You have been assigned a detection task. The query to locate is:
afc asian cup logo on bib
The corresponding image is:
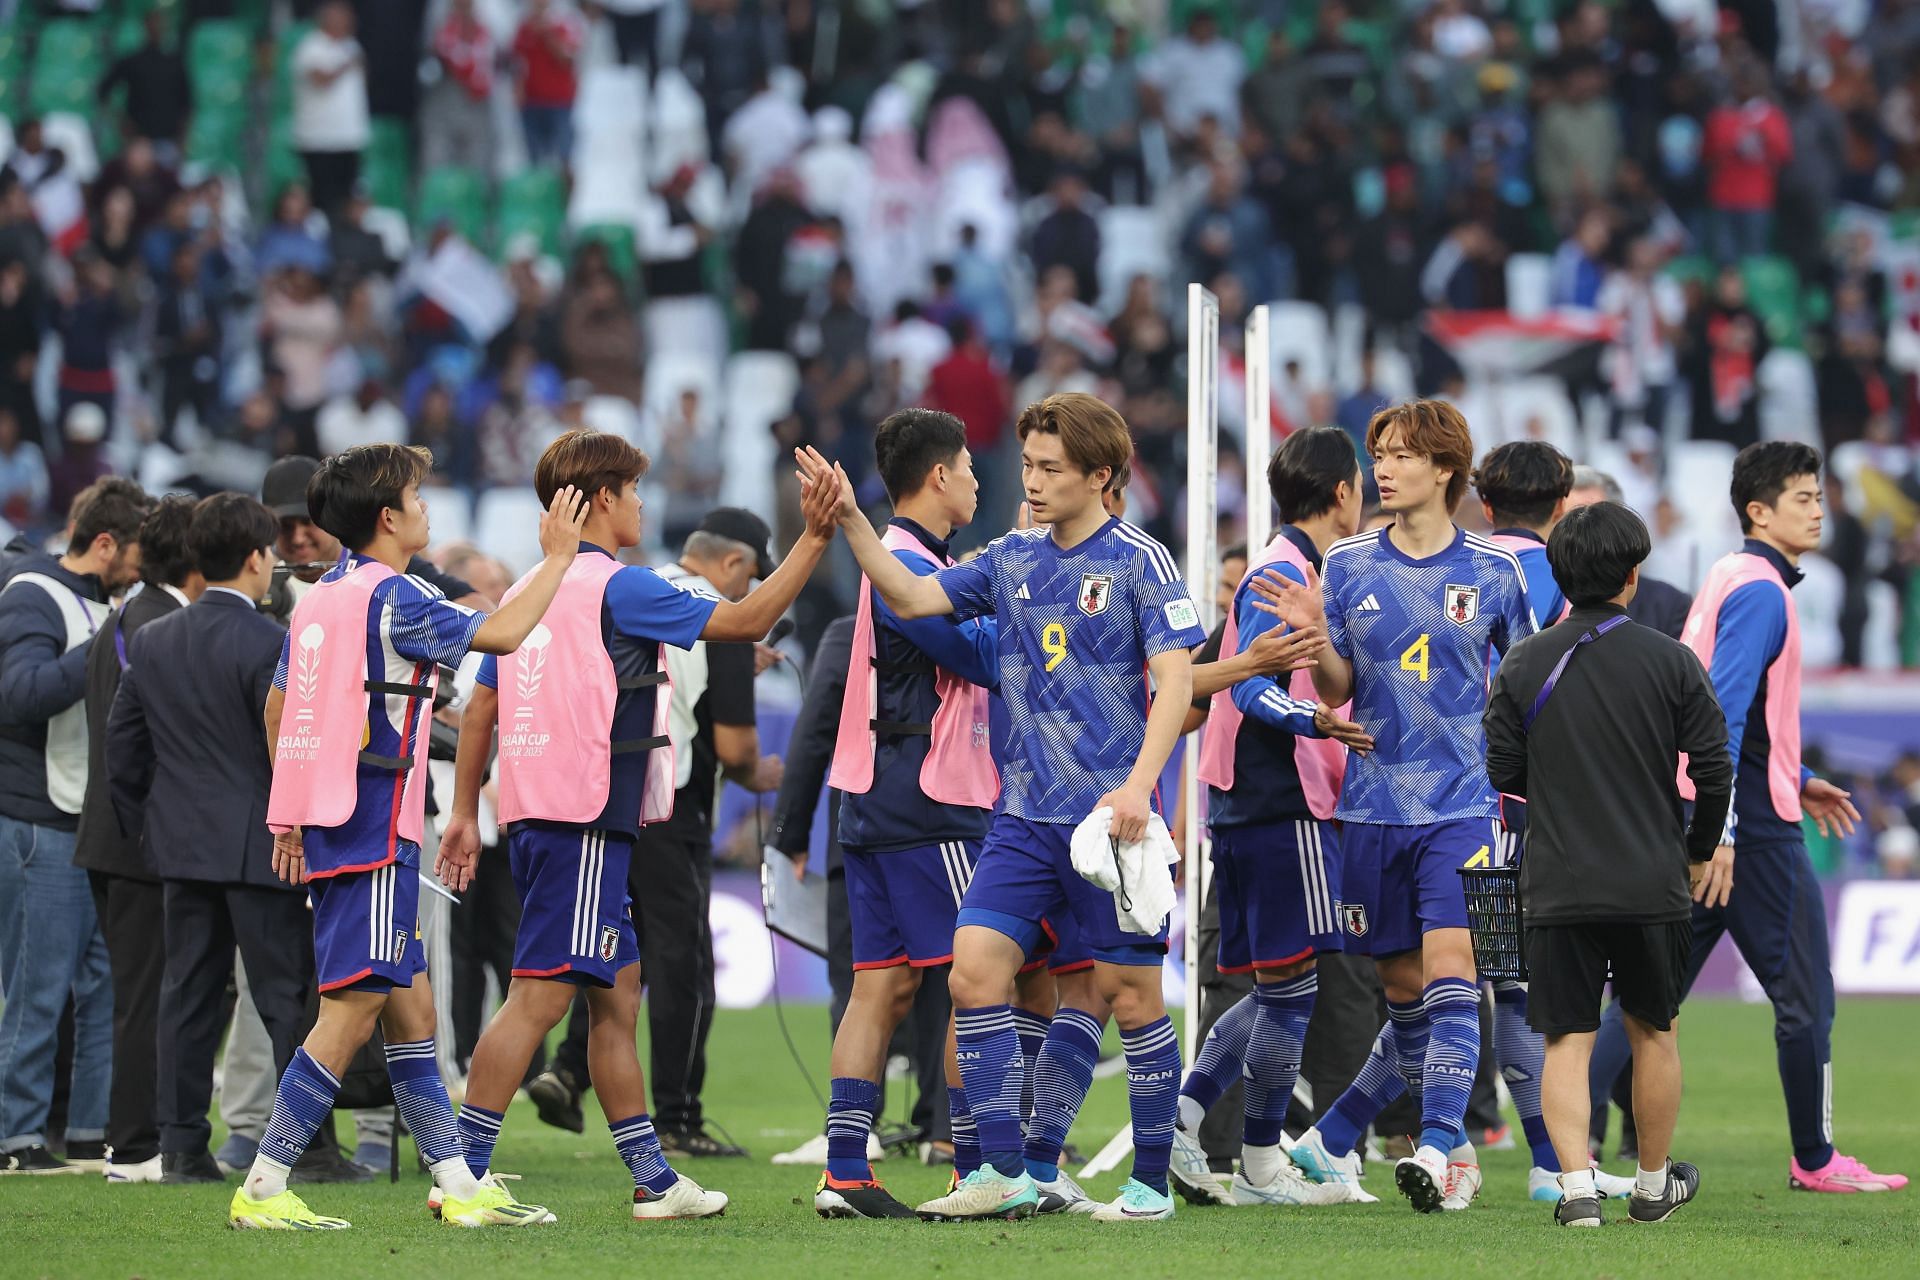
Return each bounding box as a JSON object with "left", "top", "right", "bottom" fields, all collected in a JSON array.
[
  {"left": 600, "top": 925, "right": 620, "bottom": 963},
  {"left": 1078, "top": 573, "right": 1114, "bottom": 616},
  {"left": 1443, "top": 584, "right": 1480, "bottom": 627}
]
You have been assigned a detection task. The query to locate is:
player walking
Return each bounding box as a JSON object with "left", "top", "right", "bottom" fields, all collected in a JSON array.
[
  {"left": 798, "top": 392, "right": 1204, "bottom": 1223},
  {"left": 1166, "top": 427, "right": 1374, "bottom": 1208},
  {"left": 232, "top": 444, "right": 584, "bottom": 1230},
  {"left": 438, "top": 431, "right": 838, "bottom": 1223},
  {"left": 1259, "top": 402, "right": 1533, "bottom": 1213}
]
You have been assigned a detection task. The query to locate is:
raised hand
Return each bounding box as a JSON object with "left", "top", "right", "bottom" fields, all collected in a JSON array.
[
  {"left": 537, "top": 484, "right": 589, "bottom": 561},
  {"left": 1312, "top": 703, "right": 1375, "bottom": 754},
  {"left": 1244, "top": 625, "right": 1325, "bottom": 676},
  {"left": 436, "top": 814, "right": 483, "bottom": 893},
  {"left": 1246, "top": 569, "right": 1326, "bottom": 636},
  {"left": 794, "top": 445, "right": 858, "bottom": 525}
]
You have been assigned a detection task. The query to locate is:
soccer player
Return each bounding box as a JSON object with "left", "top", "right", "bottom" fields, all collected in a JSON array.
[
  {"left": 811, "top": 409, "right": 1000, "bottom": 1219},
  {"left": 438, "top": 430, "right": 839, "bottom": 1221},
  {"left": 233, "top": 444, "right": 585, "bottom": 1230},
  {"left": 1168, "top": 427, "right": 1373, "bottom": 1208},
  {"left": 797, "top": 391, "right": 1205, "bottom": 1223},
  {"left": 1660, "top": 443, "right": 1902, "bottom": 1193},
  {"left": 1257, "top": 401, "right": 1533, "bottom": 1213}
]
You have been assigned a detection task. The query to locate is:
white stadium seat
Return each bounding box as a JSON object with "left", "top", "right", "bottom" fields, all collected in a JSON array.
[
  {"left": 472, "top": 486, "right": 547, "bottom": 577},
  {"left": 1266, "top": 301, "right": 1331, "bottom": 392},
  {"left": 1505, "top": 253, "right": 1552, "bottom": 319}
]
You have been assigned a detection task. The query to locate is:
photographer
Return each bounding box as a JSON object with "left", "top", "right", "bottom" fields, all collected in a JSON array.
[{"left": 1483, "top": 501, "right": 1731, "bottom": 1227}]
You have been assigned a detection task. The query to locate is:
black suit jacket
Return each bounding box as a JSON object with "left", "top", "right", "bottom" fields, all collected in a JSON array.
[
  {"left": 73, "top": 584, "right": 185, "bottom": 880},
  {"left": 1628, "top": 574, "right": 1693, "bottom": 641},
  {"left": 768, "top": 615, "right": 853, "bottom": 874},
  {"left": 106, "top": 589, "right": 290, "bottom": 889}
]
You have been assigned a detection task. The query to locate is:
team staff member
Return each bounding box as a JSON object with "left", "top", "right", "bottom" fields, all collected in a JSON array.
[
  {"left": 105, "top": 495, "right": 313, "bottom": 1186},
  {"left": 74, "top": 496, "right": 200, "bottom": 1183},
  {"left": 1484, "top": 500, "right": 1732, "bottom": 1227}
]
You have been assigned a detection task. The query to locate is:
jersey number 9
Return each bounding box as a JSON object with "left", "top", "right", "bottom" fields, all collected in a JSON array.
[
  {"left": 1042, "top": 621, "right": 1069, "bottom": 672},
  {"left": 1400, "top": 633, "right": 1430, "bottom": 682}
]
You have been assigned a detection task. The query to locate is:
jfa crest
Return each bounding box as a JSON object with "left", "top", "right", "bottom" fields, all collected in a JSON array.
[
  {"left": 1078, "top": 574, "right": 1114, "bottom": 616},
  {"left": 1443, "top": 583, "right": 1480, "bottom": 627},
  {"left": 1340, "top": 902, "right": 1368, "bottom": 937},
  {"left": 600, "top": 925, "right": 620, "bottom": 964}
]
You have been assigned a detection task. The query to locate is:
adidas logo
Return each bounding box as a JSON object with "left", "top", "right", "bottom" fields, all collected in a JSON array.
[
  {"left": 1355, "top": 594, "right": 1382, "bottom": 612},
  {"left": 1015, "top": 583, "right": 1031, "bottom": 601}
]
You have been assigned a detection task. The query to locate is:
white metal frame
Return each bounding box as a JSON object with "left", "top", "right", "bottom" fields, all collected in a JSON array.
[{"left": 1181, "top": 283, "right": 1220, "bottom": 1064}]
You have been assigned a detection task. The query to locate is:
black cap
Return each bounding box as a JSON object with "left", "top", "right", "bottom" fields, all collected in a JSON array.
[
  {"left": 262, "top": 455, "right": 322, "bottom": 519},
  {"left": 696, "top": 507, "right": 777, "bottom": 580}
]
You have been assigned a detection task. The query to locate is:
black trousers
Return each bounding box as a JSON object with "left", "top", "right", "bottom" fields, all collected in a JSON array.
[
  {"left": 558, "top": 824, "right": 717, "bottom": 1131},
  {"left": 88, "top": 872, "right": 166, "bottom": 1164},
  {"left": 156, "top": 880, "right": 313, "bottom": 1155},
  {"left": 298, "top": 149, "right": 361, "bottom": 219}
]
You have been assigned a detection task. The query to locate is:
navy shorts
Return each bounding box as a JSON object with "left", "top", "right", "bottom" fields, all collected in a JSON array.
[
  {"left": 508, "top": 826, "right": 641, "bottom": 987},
  {"left": 1337, "top": 818, "right": 1498, "bottom": 956},
  {"left": 1027, "top": 914, "right": 1094, "bottom": 975},
  {"left": 956, "top": 814, "right": 1168, "bottom": 966},
  {"left": 843, "top": 840, "right": 978, "bottom": 969},
  {"left": 309, "top": 854, "right": 426, "bottom": 993},
  {"left": 1210, "top": 818, "right": 1344, "bottom": 973}
]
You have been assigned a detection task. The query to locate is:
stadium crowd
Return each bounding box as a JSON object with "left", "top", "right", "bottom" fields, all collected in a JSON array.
[{"left": 0, "top": 0, "right": 1916, "bottom": 1209}]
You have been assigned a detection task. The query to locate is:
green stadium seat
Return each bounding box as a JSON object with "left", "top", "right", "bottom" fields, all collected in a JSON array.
[
  {"left": 415, "top": 166, "right": 491, "bottom": 246},
  {"left": 494, "top": 169, "right": 566, "bottom": 260},
  {"left": 186, "top": 102, "right": 247, "bottom": 172},
  {"left": 1890, "top": 210, "right": 1920, "bottom": 245},
  {"left": 272, "top": 21, "right": 313, "bottom": 117},
  {"left": 1663, "top": 254, "right": 1716, "bottom": 289},
  {"left": 363, "top": 118, "right": 412, "bottom": 209},
  {"left": 189, "top": 20, "right": 253, "bottom": 107},
  {"left": 575, "top": 221, "right": 638, "bottom": 284},
  {"left": 265, "top": 118, "right": 304, "bottom": 201},
  {"left": 29, "top": 19, "right": 106, "bottom": 118},
  {"left": 1742, "top": 255, "right": 1802, "bottom": 349}
]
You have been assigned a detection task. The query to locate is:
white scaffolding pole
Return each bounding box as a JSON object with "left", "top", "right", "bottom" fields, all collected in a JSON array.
[
  {"left": 1244, "top": 304, "right": 1273, "bottom": 555},
  {"left": 1181, "top": 283, "right": 1220, "bottom": 1066}
]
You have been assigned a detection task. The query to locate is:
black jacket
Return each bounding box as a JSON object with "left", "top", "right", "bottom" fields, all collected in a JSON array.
[
  {"left": 105, "top": 590, "right": 290, "bottom": 889},
  {"left": 0, "top": 552, "right": 106, "bottom": 828},
  {"left": 1484, "top": 603, "right": 1734, "bottom": 926},
  {"left": 1628, "top": 574, "right": 1692, "bottom": 640},
  {"left": 73, "top": 584, "right": 186, "bottom": 880},
  {"left": 769, "top": 615, "right": 853, "bottom": 874}
]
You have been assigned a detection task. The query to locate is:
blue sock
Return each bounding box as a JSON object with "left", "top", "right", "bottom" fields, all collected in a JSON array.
[
  {"left": 1387, "top": 997, "right": 1430, "bottom": 1097},
  {"left": 953, "top": 1005, "right": 1025, "bottom": 1176},
  {"left": 1318, "top": 1021, "right": 1409, "bottom": 1157},
  {"left": 1244, "top": 973, "right": 1316, "bottom": 1149},
  {"left": 384, "top": 1039, "right": 464, "bottom": 1167},
  {"left": 1493, "top": 982, "right": 1555, "bottom": 1170},
  {"left": 1011, "top": 1008, "right": 1051, "bottom": 1123},
  {"left": 1179, "top": 992, "right": 1256, "bottom": 1120},
  {"left": 948, "top": 1086, "right": 980, "bottom": 1176},
  {"left": 609, "top": 1113, "right": 678, "bottom": 1193},
  {"left": 826, "top": 1076, "right": 880, "bottom": 1182},
  {"left": 1023, "top": 1007, "right": 1102, "bottom": 1178},
  {"left": 258, "top": 1048, "right": 341, "bottom": 1169},
  {"left": 1420, "top": 979, "right": 1482, "bottom": 1155},
  {"left": 456, "top": 1103, "right": 504, "bottom": 1179},
  {"left": 1121, "top": 1016, "right": 1181, "bottom": 1196}
]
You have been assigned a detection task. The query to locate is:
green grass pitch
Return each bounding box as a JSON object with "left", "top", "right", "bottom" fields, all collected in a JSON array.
[{"left": 10, "top": 998, "right": 1917, "bottom": 1279}]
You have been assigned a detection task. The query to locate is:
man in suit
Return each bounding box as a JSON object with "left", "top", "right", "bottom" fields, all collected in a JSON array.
[
  {"left": 106, "top": 493, "right": 312, "bottom": 1183},
  {"left": 73, "top": 496, "right": 201, "bottom": 1183},
  {"left": 1566, "top": 467, "right": 1692, "bottom": 639}
]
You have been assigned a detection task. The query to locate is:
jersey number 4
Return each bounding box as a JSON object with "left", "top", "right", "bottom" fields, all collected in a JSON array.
[
  {"left": 1042, "top": 621, "right": 1069, "bottom": 672},
  {"left": 1400, "top": 633, "right": 1431, "bottom": 682}
]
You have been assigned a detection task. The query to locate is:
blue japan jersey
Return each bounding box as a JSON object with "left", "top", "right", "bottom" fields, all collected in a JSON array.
[
  {"left": 935, "top": 518, "right": 1205, "bottom": 823},
  {"left": 1486, "top": 529, "right": 1564, "bottom": 685},
  {"left": 1322, "top": 526, "right": 1533, "bottom": 824}
]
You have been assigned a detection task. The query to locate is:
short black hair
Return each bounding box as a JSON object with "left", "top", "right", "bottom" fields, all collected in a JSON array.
[
  {"left": 1473, "top": 441, "right": 1573, "bottom": 528},
  {"left": 1547, "top": 501, "right": 1652, "bottom": 609},
  {"left": 1730, "top": 441, "right": 1821, "bottom": 534},
  {"left": 874, "top": 408, "right": 967, "bottom": 504},
  {"left": 1221, "top": 543, "right": 1249, "bottom": 564},
  {"left": 307, "top": 444, "right": 432, "bottom": 551},
  {"left": 137, "top": 495, "right": 198, "bottom": 588},
  {"left": 1267, "top": 427, "right": 1359, "bottom": 524},
  {"left": 70, "top": 477, "right": 152, "bottom": 550},
  {"left": 189, "top": 492, "right": 279, "bottom": 581}
]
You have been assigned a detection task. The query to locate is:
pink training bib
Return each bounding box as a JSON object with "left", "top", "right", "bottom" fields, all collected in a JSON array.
[
  {"left": 267, "top": 560, "right": 438, "bottom": 864},
  {"left": 1195, "top": 530, "right": 1347, "bottom": 821},
  {"left": 1676, "top": 550, "right": 1803, "bottom": 821},
  {"left": 495, "top": 553, "right": 676, "bottom": 827},
  {"left": 830, "top": 524, "right": 998, "bottom": 810}
]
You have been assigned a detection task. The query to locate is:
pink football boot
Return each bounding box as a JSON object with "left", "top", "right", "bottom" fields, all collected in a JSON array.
[{"left": 1789, "top": 1152, "right": 1909, "bottom": 1193}]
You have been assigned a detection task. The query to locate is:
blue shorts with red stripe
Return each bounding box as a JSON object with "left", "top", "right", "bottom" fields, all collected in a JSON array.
[
  {"left": 309, "top": 853, "right": 426, "bottom": 993},
  {"left": 956, "top": 814, "right": 1167, "bottom": 966},
  {"left": 508, "top": 826, "right": 641, "bottom": 987},
  {"left": 1337, "top": 818, "right": 1497, "bottom": 956},
  {"left": 1023, "top": 915, "right": 1094, "bottom": 975},
  {"left": 844, "top": 840, "right": 979, "bottom": 969},
  {"left": 1210, "top": 818, "right": 1344, "bottom": 973}
]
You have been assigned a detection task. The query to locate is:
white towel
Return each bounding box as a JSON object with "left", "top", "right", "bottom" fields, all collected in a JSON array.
[{"left": 1070, "top": 807, "right": 1180, "bottom": 935}]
